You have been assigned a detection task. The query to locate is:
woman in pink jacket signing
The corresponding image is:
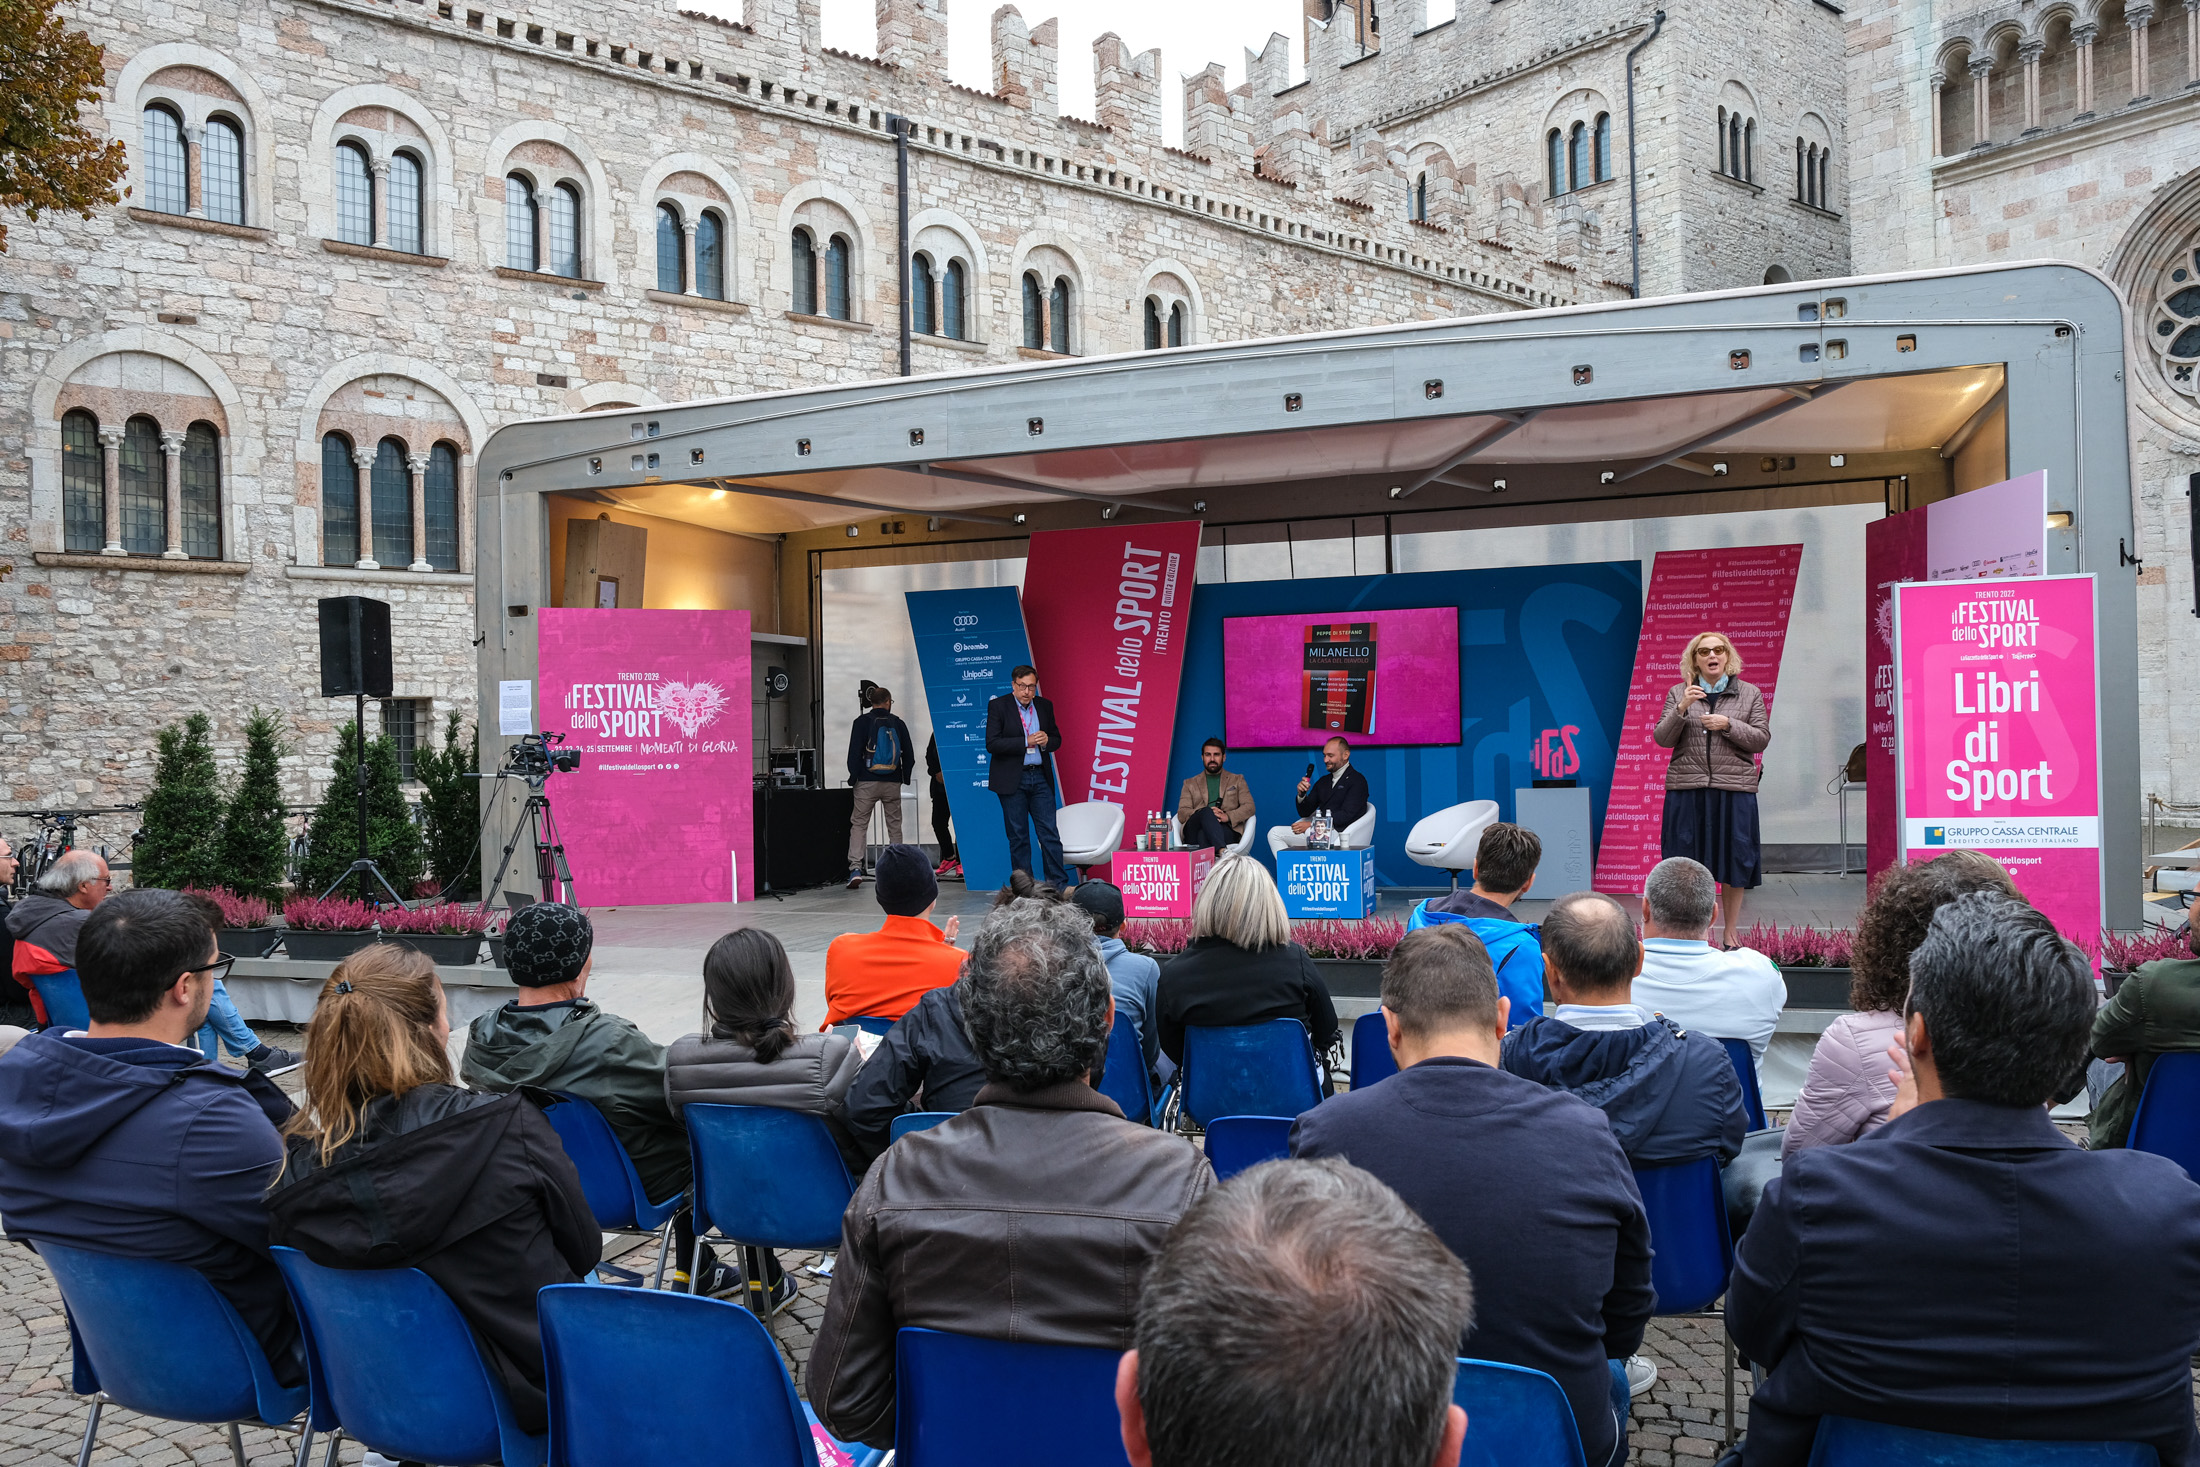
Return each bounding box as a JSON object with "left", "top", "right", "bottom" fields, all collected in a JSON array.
[{"left": 1783, "top": 850, "right": 2018, "bottom": 1156}]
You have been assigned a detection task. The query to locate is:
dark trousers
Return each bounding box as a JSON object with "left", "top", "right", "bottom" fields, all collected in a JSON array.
[
  {"left": 1182, "top": 806, "right": 1238, "bottom": 851},
  {"left": 1000, "top": 766, "right": 1068, "bottom": 885},
  {"left": 929, "top": 776, "right": 956, "bottom": 861}
]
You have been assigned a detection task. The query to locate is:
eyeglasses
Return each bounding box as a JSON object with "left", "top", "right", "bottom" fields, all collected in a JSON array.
[{"left": 193, "top": 956, "right": 237, "bottom": 985}]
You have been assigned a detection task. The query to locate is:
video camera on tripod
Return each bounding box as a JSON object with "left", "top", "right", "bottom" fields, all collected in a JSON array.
[{"left": 504, "top": 730, "right": 582, "bottom": 784}]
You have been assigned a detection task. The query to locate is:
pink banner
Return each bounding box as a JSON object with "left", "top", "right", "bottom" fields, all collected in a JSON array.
[
  {"left": 1110, "top": 847, "right": 1216, "bottom": 918},
  {"left": 1864, "top": 512, "right": 1928, "bottom": 878},
  {"left": 536, "top": 609, "right": 753, "bottom": 905},
  {"left": 1022, "top": 520, "right": 1203, "bottom": 818},
  {"left": 1895, "top": 575, "right": 2100, "bottom": 954},
  {"left": 1221, "top": 607, "right": 1462, "bottom": 747},
  {"left": 1593, "top": 545, "right": 1803, "bottom": 893}
]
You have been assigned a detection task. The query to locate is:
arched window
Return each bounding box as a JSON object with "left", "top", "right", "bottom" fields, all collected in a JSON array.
[
  {"left": 180, "top": 422, "right": 220, "bottom": 559},
  {"left": 824, "top": 234, "right": 851, "bottom": 320},
  {"left": 1763, "top": 264, "right": 1793, "bottom": 284},
  {"left": 1022, "top": 272, "right": 1044, "bottom": 349},
  {"left": 321, "top": 432, "right": 359, "bottom": 566},
  {"left": 143, "top": 106, "right": 188, "bottom": 215},
  {"left": 370, "top": 437, "right": 412, "bottom": 567},
  {"left": 202, "top": 117, "right": 244, "bottom": 226},
  {"left": 1568, "top": 122, "right": 1588, "bottom": 191},
  {"left": 425, "top": 441, "right": 460, "bottom": 572},
  {"left": 1730, "top": 113, "right": 1744, "bottom": 177},
  {"left": 1049, "top": 277, "right": 1071, "bottom": 354},
  {"left": 546, "top": 183, "right": 581, "bottom": 278},
  {"left": 792, "top": 228, "right": 818, "bottom": 315},
  {"left": 656, "top": 202, "right": 685, "bottom": 293},
  {"left": 336, "top": 142, "right": 374, "bottom": 246},
  {"left": 1796, "top": 137, "right": 1807, "bottom": 199},
  {"left": 1593, "top": 114, "right": 1612, "bottom": 182},
  {"left": 1817, "top": 148, "right": 1830, "bottom": 208},
  {"left": 1717, "top": 107, "right": 1729, "bottom": 175},
  {"left": 1167, "top": 302, "right": 1185, "bottom": 348},
  {"left": 1548, "top": 128, "right": 1566, "bottom": 196},
  {"left": 1144, "top": 296, "right": 1162, "bottom": 350},
  {"left": 1743, "top": 120, "right": 1755, "bottom": 181},
  {"left": 118, "top": 415, "right": 163, "bottom": 556},
  {"left": 942, "top": 259, "right": 966, "bottom": 341},
  {"left": 61, "top": 409, "right": 102, "bottom": 553},
  {"left": 911, "top": 253, "right": 936, "bottom": 336},
  {"left": 505, "top": 175, "right": 538, "bottom": 272},
  {"left": 1410, "top": 171, "right": 1428, "bottom": 221},
  {"left": 696, "top": 211, "right": 725, "bottom": 300},
  {"left": 387, "top": 151, "right": 423, "bottom": 253}
]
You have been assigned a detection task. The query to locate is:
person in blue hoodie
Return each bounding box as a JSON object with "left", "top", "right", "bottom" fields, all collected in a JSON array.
[
  {"left": 0, "top": 888, "right": 301, "bottom": 1382},
  {"left": 1501, "top": 890, "right": 1745, "bottom": 1169},
  {"left": 1406, "top": 821, "right": 1545, "bottom": 1024}
]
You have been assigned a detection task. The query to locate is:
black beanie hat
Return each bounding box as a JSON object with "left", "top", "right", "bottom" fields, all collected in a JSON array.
[
  {"left": 502, "top": 902, "right": 594, "bottom": 987},
  {"left": 873, "top": 843, "right": 938, "bottom": 918}
]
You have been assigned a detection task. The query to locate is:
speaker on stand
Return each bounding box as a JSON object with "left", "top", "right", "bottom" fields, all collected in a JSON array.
[{"left": 316, "top": 596, "right": 409, "bottom": 906}]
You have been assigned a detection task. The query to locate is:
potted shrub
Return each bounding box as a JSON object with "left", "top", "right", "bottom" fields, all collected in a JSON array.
[
  {"left": 1292, "top": 918, "right": 1405, "bottom": 999},
  {"left": 1738, "top": 923, "right": 1855, "bottom": 1010},
  {"left": 2098, "top": 928, "right": 2191, "bottom": 997},
  {"left": 379, "top": 902, "right": 491, "bottom": 966},
  {"left": 280, "top": 895, "right": 381, "bottom": 962},
  {"left": 189, "top": 886, "right": 281, "bottom": 958}
]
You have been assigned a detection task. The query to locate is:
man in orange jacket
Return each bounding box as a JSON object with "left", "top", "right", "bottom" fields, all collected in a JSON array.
[{"left": 823, "top": 845, "right": 964, "bottom": 1028}]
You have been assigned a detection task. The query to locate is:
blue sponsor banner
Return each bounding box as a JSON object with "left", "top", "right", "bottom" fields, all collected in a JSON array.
[
  {"left": 908, "top": 586, "right": 1035, "bottom": 891},
  {"left": 1277, "top": 849, "right": 1377, "bottom": 919}
]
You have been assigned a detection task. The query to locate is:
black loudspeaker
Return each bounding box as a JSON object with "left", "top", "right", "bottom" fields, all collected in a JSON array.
[
  {"left": 318, "top": 596, "right": 393, "bottom": 698},
  {"left": 765, "top": 666, "right": 790, "bottom": 699}
]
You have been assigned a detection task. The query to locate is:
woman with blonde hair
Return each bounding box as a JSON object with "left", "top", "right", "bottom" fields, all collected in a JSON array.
[
  {"left": 1154, "top": 855, "right": 1338, "bottom": 1068},
  {"left": 1652, "top": 630, "right": 1772, "bottom": 946},
  {"left": 265, "top": 944, "right": 598, "bottom": 1435}
]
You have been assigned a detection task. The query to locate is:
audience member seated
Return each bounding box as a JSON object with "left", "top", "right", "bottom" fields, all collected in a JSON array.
[
  {"left": 1115, "top": 1158, "right": 1472, "bottom": 1467},
  {"left": 1784, "top": 851, "right": 2014, "bottom": 1157},
  {"left": 1291, "top": 927, "right": 1652, "bottom": 1467},
  {"left": 1175, "top": 737, "right": 1254, "bottom": 852},
  {"left": 1730, "top": 891, "right": 2200, "bottom": 1465},
  {"left": 1631, "top": 858, "right": 1786, "bottom": 1062},
  {"left": 1155, "top": 855, "right": 1340, "bottom": 1069},
  {"left": 7, "top": 849, "right": 111, "bottom": 1023},
  {"left": 837, "top": 981, "right": 987, "bottom": 1164},
  {"left": 1073, "top": 880, "right": 1161, "bottom": 1080},
  {"left": 821, "top": 844, "right": 965, "bottom": 1028},
  {"left": 0, "top": 889, "right": 302, "bottom": 1383},
  {"left": 810, "top": 898, "right": 1214, "bottom": 1449},
  {"left": 1502, "top": 891, "right": 1745, "bottom": 1168},
  {"left": 462, "top": 902, "right": 728, "bottom": 1292},
  {"left": 266, "top": 946, "right": 599, "bottom": 1435},
  {"left": 2090, "top": 905, "right": 2200, "bottom": 1149},
  {"left": 1408, "top": 822, "right": 1546, "bottom": 1022},
  {"left": 667, "top": 927, "right": 864, "bottom": 1176},
  {"left": 179, "top": 890, "right": 298, "bottom": 1073}
]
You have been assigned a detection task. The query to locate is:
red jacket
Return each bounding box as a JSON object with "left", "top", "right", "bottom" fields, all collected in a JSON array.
[{"left": 822, "top": 916, "right": 964, "bottom": 1028}]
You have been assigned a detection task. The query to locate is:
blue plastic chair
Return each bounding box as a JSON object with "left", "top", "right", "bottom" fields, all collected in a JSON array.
[
  {"left": 1720, "top": 1037, "right": 1769, "bottom": 1132},
  {"left": 29, "top": 967, "right": 219, "bottom": 1058},
  {"left": 38, "top": 1240, "right": 311, "bottom": 1467},
  {"left": 1453, "top": 1358, "right": 1588, "bottom": 1467},
  {"left": 538, "top": 1284, "right": 885, "bottom": 1467},
  {"left": 894, "top": 1327, "right": 1132, "bottom": 1467},
  {"left": 1175, "top": 1018, "right": 1324, "bottom": 1129},
  {"left": 1096, "top": 1009, "right": 1153, "bottom": 1125},
  {"left": 1635, "top": 1154, "right": 1739, "bottom": 1443},
  {"left": 2128, "top": 1051, "right": 2200, "bottom": 1179},
  {"left": 1805, "top": 1417, "right": 2159, "bottom": 1466},
  {"left": 890, "top": 1110, "right": 956, "bottom": 1143},
  {"left": 271, "top": 1245, "right": 546, "bottom": 1467},
  {"left": 1351, "top": 1009, "right": 1399, "bottom": 1090},
  {"left": 841, "top": 1015, "right": 898, "bottom": 1037},
  {"left": 686, "top": 1104, "right": 855, "bottom": 1309},
  {"left": 1204, "top": 1115, "right": 1294, "bottom": 1180},
  {"left": 543, "top": 1092, "right": 687, "bottom": 1288}
]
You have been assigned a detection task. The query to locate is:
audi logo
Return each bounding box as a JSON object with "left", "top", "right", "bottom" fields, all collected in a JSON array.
[{"left": 953, "top": 615, "right": 979, "bottom": 628}]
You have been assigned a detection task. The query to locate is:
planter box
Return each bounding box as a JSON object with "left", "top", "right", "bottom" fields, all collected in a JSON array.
[
  {"left": 1779, "top": 966, "right": 1853, "bottom": 1010},
  {"left": 281, "top": 929, "right": 381, "bottom": 962},
  {"left": 488, "top": 935, "right": 504, "bottom": 969},
  {"left": 218, "top": 927, "right": 282, "bottom": 958},
  {"left": 385, "top": 933, "right": 485, "bottom": 966},
  {"left": 1313, "top": 958, "right": 1386, "bottom": 999}
]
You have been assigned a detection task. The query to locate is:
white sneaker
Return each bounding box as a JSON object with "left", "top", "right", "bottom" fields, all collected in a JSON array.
[{"left": 1624, "top": 1354, "right": 1658, "bottom": 1397}]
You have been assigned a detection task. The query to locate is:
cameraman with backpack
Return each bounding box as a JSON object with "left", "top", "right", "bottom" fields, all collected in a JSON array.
[{"left": 847, "top": 686, "right": 916, "bottom": 888}]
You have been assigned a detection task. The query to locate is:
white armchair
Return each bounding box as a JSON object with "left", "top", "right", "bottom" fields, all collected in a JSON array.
[
  {"left": 1267, "top": 805, "right": 1377, "bottom": 858},
  {"left": 1406, "top": 799, "right": 1502, "bottom": 886},
  {"left": 1172, "top": 813, "right": 1258, "bottom": 859},
  {"left": 1057, "top": 801, "right": 1126, "bottom": 873}
]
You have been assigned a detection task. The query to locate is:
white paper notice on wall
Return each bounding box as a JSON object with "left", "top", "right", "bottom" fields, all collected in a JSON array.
[{"left": 498, "top": 680, "right": 533, "bottom": 736}]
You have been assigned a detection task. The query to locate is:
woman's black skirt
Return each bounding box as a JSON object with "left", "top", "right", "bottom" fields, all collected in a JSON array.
[{"left": 1659, "top": 787, "right": 1762, "bottom": 889}]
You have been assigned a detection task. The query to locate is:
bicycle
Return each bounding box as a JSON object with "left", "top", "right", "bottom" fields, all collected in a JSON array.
[{"left": 8, "top": 806, "right": 139, "bottom": 898}]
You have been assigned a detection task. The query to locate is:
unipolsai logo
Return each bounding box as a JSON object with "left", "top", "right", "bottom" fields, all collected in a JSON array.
[{"left": 653, "top": 680, "right": 732, "bottom": 737}]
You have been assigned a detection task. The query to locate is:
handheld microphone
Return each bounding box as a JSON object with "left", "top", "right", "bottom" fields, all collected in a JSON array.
[{"left": 1305, "top": 762, "right": 1317, "bottom": 782}]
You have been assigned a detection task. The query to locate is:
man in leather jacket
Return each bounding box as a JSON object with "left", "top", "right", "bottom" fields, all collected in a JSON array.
[{"left": 810, "top": 897, "right": 1214, "bottom": 1449}]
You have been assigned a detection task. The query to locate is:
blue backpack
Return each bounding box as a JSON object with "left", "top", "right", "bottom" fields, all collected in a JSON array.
[
  {"left": 1405, "top": 901, "right": 1544, "bottom": 1026},
  {"left": 865, "top": 719, "right": 903, "bottom": 777}
]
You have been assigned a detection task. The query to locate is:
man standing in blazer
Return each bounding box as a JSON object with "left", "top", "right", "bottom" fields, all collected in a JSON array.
[
  {"left": 985, "top": 664, "right": 1068, "bottom": 887},
  {"left": 1176, "top": 738, "right": 1254, "bottom": 852}
]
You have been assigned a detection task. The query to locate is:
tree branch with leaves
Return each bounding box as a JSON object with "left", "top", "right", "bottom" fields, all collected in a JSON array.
[{"left": 0, "top": 0, "right": 128, "bottom": 253}]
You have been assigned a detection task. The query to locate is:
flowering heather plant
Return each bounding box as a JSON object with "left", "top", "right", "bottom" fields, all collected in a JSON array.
[
  {"left": 281, "top": 895, "right": 379, "bottom": 932},
  {"left": 1737, "top": 923, "right": 1855, "bottom": 967},
  {"left": 1292, "top": 918, "right": 1406, "bottom": 960},
  {"left": 187, "top": 886, "right": 274, "bottom": 929},
  {"left": 378, "top": 902, "right": 494, "bottom": 936},
  {"left": 2099, "top": 926, "right": 2192, "bottom": 972},
  {"left": 1122, "top": 920, "right": 1192, "bottom": 956}
]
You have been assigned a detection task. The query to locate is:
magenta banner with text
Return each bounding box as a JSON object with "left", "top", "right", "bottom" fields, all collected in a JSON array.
[
  {"left": 1895, "top": 574, "right": 2101, "bottom": 957},
  {"left": 537, "top": 608, "right": 753, "bottom": 906},
  {"left": 1022, "top": 520, "right": 1203, "bottom": 818},
  {"left": 1593, "top": 545, "right": 1802, "bottom": 893},
  {"left": 1864, "top": 512, "right": 1928, "bottom": 878}
]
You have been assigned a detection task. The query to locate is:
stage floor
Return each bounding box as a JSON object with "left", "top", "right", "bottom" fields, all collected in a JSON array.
[{"left": 581, "top": 870, "right": 1878, "bottom": 1049}]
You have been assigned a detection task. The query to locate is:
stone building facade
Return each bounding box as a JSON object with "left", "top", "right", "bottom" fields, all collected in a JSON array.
[{"left": 1843, "top": 0, "right": 2200, "bottom": 807}]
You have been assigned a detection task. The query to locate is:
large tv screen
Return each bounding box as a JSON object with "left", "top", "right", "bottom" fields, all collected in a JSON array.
[{"left": 1222, "top": 606, "right": 1462, "bottom": 748}]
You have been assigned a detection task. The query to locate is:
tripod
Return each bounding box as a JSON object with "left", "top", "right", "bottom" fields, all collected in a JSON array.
[
  {"left": 319, "top": 692, "right": 411, "bottom": 908},
  {"left": 457, "top": 767, "right": 577, "bottom": 911}
]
